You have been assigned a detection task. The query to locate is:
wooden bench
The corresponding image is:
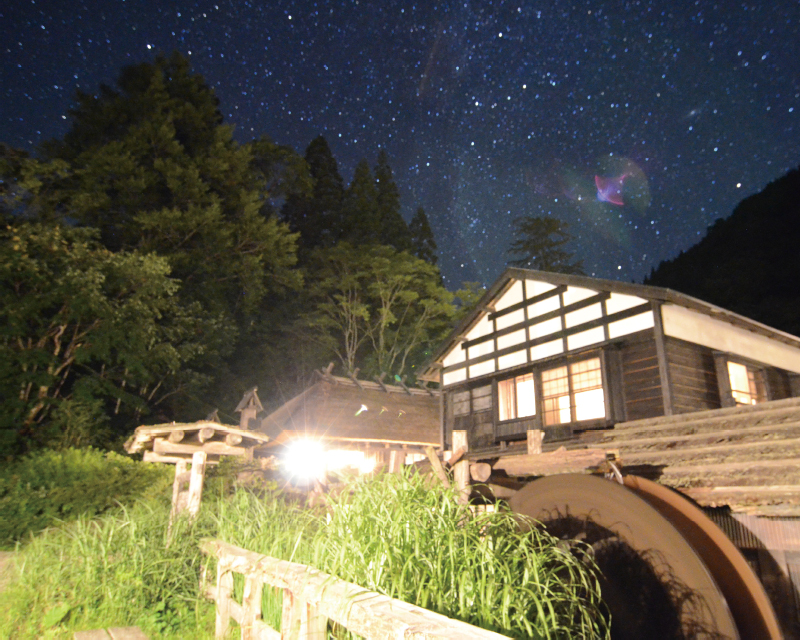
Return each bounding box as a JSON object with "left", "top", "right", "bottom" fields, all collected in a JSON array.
[{"left": 74, "top": 627, "right": 148, "bottom": 640}]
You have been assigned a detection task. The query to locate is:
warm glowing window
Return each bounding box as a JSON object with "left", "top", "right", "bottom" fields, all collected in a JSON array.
[
  {"left": 498, "top": 373, "right": 536, "bottom": 421},
  {"left": 727, "top": 361, "right": 766, "bottom": 405},
  {"left": 542, "top": 357, "right": 606, "bottom": 425}
]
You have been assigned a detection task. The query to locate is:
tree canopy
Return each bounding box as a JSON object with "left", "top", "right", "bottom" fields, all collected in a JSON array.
[
  {"left": 507, "top": 215, "right": 584, "bottom": 274},
  {"left": 646, "top": 165, "right": 800, "bottom": 336},
  {"left": 0, "top": 53, "right": 456, "bottom": 454}
]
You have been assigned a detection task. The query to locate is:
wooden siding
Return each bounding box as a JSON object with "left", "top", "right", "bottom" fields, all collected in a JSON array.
[
  {"left": 766, "top": 367, "right": 792, "bottom": 400},
  {"left": 621, "top": 335, "right": 664, "bottom": 421},
  {"left": 665, "top": 337, "right": 721, "bottom": 414}
]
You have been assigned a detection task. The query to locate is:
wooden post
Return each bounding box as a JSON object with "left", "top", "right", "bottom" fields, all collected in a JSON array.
[
  {"left": 305, "top": 602, "right": 328, "bottom": 639},
  {"left": 241, "top": 574, "right": 264, "bottom": 640},
  {"left": 171, "top": 459, "right": 189, "bottom": 518},
  {"left": 215, "top": 562, "right": 233, "bottom": 638},
  {"left": 452, "top": 430, "right": 470, "bottom": 505},
  {"left": 424, "top": 446, "right": 451, "bottom": 488},
  {"left": 187, "top": 451, "right": 207, "bottom": 517},
  {"left": 388, "top": 449, "right": 404, "bottom": 474},
  {"left": 281, "top": 588, "right": 303, "bottom": 639},
  {"left": 527, "top": 429, "right": 544, "bottom": 455}
]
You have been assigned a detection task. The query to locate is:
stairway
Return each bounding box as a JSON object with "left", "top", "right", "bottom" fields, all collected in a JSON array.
[{"left": 588, "top": 397, "right": 800, "bottom": 516}]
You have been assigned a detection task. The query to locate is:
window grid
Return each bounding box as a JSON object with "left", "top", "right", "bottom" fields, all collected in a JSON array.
[
  {"left": 498, "top": 373, "right": 536, "bottom": 421},
  {"left": 542, "top": 358, "right": 605, "bottom": 426}
]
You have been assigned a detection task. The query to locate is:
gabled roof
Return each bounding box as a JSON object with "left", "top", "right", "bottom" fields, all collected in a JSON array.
[
  {"left": 421, "top": 268, "right": 800, "bottom": 381},
  {"left": 255, "top": 374, "right": 440, "bottom": 448},
  {"left": 235, "top": 387, "right": 264, "bottom": 413},
  {"left": 419, "top": 268, "right": 800, "bottom": 382}
]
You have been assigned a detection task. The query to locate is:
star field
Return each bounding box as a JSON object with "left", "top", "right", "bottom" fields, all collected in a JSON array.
[{"left": 2, "top": 0, "right": 799, "bottom": 288}]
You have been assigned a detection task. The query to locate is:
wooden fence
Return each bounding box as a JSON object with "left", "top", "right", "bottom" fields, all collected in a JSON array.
[{"left": 200, "top": 539, "right": 510, "bottom": 639}]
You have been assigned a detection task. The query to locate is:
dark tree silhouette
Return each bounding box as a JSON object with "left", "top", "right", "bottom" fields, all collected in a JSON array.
[
  {"left": 507, "top": 215, "right": 584, "bottom": 274},
  {"left": 646, "top": 166, "right": 800, "bottom": 335}
]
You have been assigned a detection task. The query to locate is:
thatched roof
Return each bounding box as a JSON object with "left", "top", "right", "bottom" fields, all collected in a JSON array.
[{"left": 254, "top": 374, "right": 441, "bottom": 449}]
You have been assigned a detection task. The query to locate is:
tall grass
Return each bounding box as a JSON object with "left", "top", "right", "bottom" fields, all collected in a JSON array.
[
  {"left": 0, "top": 501, "right": 216, "bottom": 639},
  {"left": 2, "top": 469, "right": 608, "bottom": 639},
  {"left": 310, "top": 472, "right": 608, "bottom": 639}
]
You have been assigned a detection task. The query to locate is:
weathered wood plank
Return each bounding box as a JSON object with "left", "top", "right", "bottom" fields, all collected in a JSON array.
[
  {"left": 153, "top": 438, "right": 247, "bottom": 457},
  {"left": 201, "top": 539, "right": 510, "bottom": 639},
  {"left": 452, "top": 431, "right": 470, "bottom": 504},
  {"left": 492, "top": 447, "right": 607, "bottom": 476},
  {"left": 187, "top": 451, "right": 207, "bottom": 517},
  {"left": 242, "top": 574, "right": 263, "bottom": 640},
  {"left": 526, "top": 429, "right": 544, "bottom": 455},
  {"left": 215, "top": 560, "right": 234, "bottom": 637},
  {"left": 424, "top": 446, "right": 451, "bottom": 488}
]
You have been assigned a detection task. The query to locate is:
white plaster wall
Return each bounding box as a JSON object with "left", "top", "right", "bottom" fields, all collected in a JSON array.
[{"left": 661, "top": 304, "right": 800, "bottom": 373}]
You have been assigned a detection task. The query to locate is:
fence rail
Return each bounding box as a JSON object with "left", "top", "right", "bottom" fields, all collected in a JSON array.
[{"left": 200, "top": 538, "right": 510, "bottom": 639}]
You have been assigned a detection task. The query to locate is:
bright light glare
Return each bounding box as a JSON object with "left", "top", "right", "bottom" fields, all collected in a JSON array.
[
  {"left": 284, "top": 440, "right": 377, "bottom": 482},
  {"left": 327, "top": 449, "right": 376, "bottom": 474},
  {"left": 284, "top": 439, "right": 326, "bottom": 482}
]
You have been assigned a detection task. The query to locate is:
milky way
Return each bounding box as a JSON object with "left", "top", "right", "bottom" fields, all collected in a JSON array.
[{"left": 2, "top": 1, "right": 799, "bottom": 288}]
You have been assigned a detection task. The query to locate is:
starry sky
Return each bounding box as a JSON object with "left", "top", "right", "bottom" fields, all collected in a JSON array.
[{"left": 2, "top": 0, "right": 799, "bottom": 289}]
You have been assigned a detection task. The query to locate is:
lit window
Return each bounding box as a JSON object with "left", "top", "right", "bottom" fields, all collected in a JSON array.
[
  {"left": 727, "top": 361, "right": 765, "bottom": 405},
  {"left": 498, "top": 373, "right": 536, "bottom": 421},
  {"left": 542, "top": 357, "right": 606, "bottom": 425}
]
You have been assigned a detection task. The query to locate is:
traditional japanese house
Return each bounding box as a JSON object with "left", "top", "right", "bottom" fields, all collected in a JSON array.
[
  {"left": 422, "top": 267, "right": 800, "bottom": 452},
  {"left": 236, "top": 369, "right": 441, "bottom": 478},
  {"left": 421, "top": 268, "right": 800, "bottom": 635}
]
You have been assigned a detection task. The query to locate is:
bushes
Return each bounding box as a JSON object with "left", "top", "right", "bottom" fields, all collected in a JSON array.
[{"left": 0, "top": 447, "right": 172, "bottom": 545}]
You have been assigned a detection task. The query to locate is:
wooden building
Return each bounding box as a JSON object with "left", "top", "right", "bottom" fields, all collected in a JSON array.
[
  {"left": 236, "top": 369, "right": 441, "bottom": 474},
  {"left": 421, "top": 268, "right": 800, "bottom": 451}
]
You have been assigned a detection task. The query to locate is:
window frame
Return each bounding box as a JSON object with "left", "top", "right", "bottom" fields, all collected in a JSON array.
[
  {"left": 726, "top": 359, "right": 768, "bottom": 406},
  {"left": 494, "top": 351, "right": 610, "bottom": 431}
]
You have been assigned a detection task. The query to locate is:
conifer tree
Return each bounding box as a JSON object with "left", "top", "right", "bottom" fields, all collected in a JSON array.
[
  {"left": 507, "top": 215, "right": 584, "bottom": 274},
  {"left": 342, "top": 159, "right": 379, "bottom": 244},
  {"left": 283, "top": 135, "right": 345, "bottom": 249},
  {"left": 409, "top": 206, "right": 438, "bottom": 264},
  {"left": 374, "top": 150, "right": 412, "bottom": 251},
  {"left": 36, "top": 52, "right": 300, "bottom": 319}
]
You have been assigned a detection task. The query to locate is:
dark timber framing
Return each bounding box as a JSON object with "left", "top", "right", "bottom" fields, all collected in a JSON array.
[{"left": 422, "top": 268, "right": 800, "bottom": 453}]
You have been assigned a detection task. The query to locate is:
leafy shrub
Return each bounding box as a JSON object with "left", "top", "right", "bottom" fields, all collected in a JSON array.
[{"left": 0, "top": 447, "right": 172, "bottom": 545}]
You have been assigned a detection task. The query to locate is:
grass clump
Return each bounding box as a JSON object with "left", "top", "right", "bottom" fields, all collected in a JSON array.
[
  {"left": 0, "top": 501, "right": 215, "bottom": 639},
  {"left": 0, "top": 447, "right": 173, "bottom": 546},
  {"left": 2, "top": 468, "right": 608, "bottom": 639},
  {"left": 312, "top": 472, "right": 608, "bottom": 639}
]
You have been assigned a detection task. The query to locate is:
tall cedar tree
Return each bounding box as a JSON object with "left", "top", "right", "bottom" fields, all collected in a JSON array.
[
  {"left": 507, "top": 215, "right": 585, "bottom": 274},
  {"left": 342, "top": 159, "right": 380, "bottom": 244},
  {"left": 10, "top": 53, "right": 304, "bottom": 423},
  {"left": 646, "top": 166, "right": 800, "bottom": 335},
  {"left": 282, "top": 135, "right": 345, "bottom": 250},
  {"left": 409, "top": 206, "right": 438, "bottom": 264},
  {"left": 374, "top": 150, "right": 412, "bottom": 251},
  {"left": 35, "top": 52, "right": 300, "bottom": 319}
]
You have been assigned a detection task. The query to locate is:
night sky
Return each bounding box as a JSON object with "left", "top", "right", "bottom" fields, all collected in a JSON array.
[{"left": 3, "top": 0, "right": 799, "bottom": 289}]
